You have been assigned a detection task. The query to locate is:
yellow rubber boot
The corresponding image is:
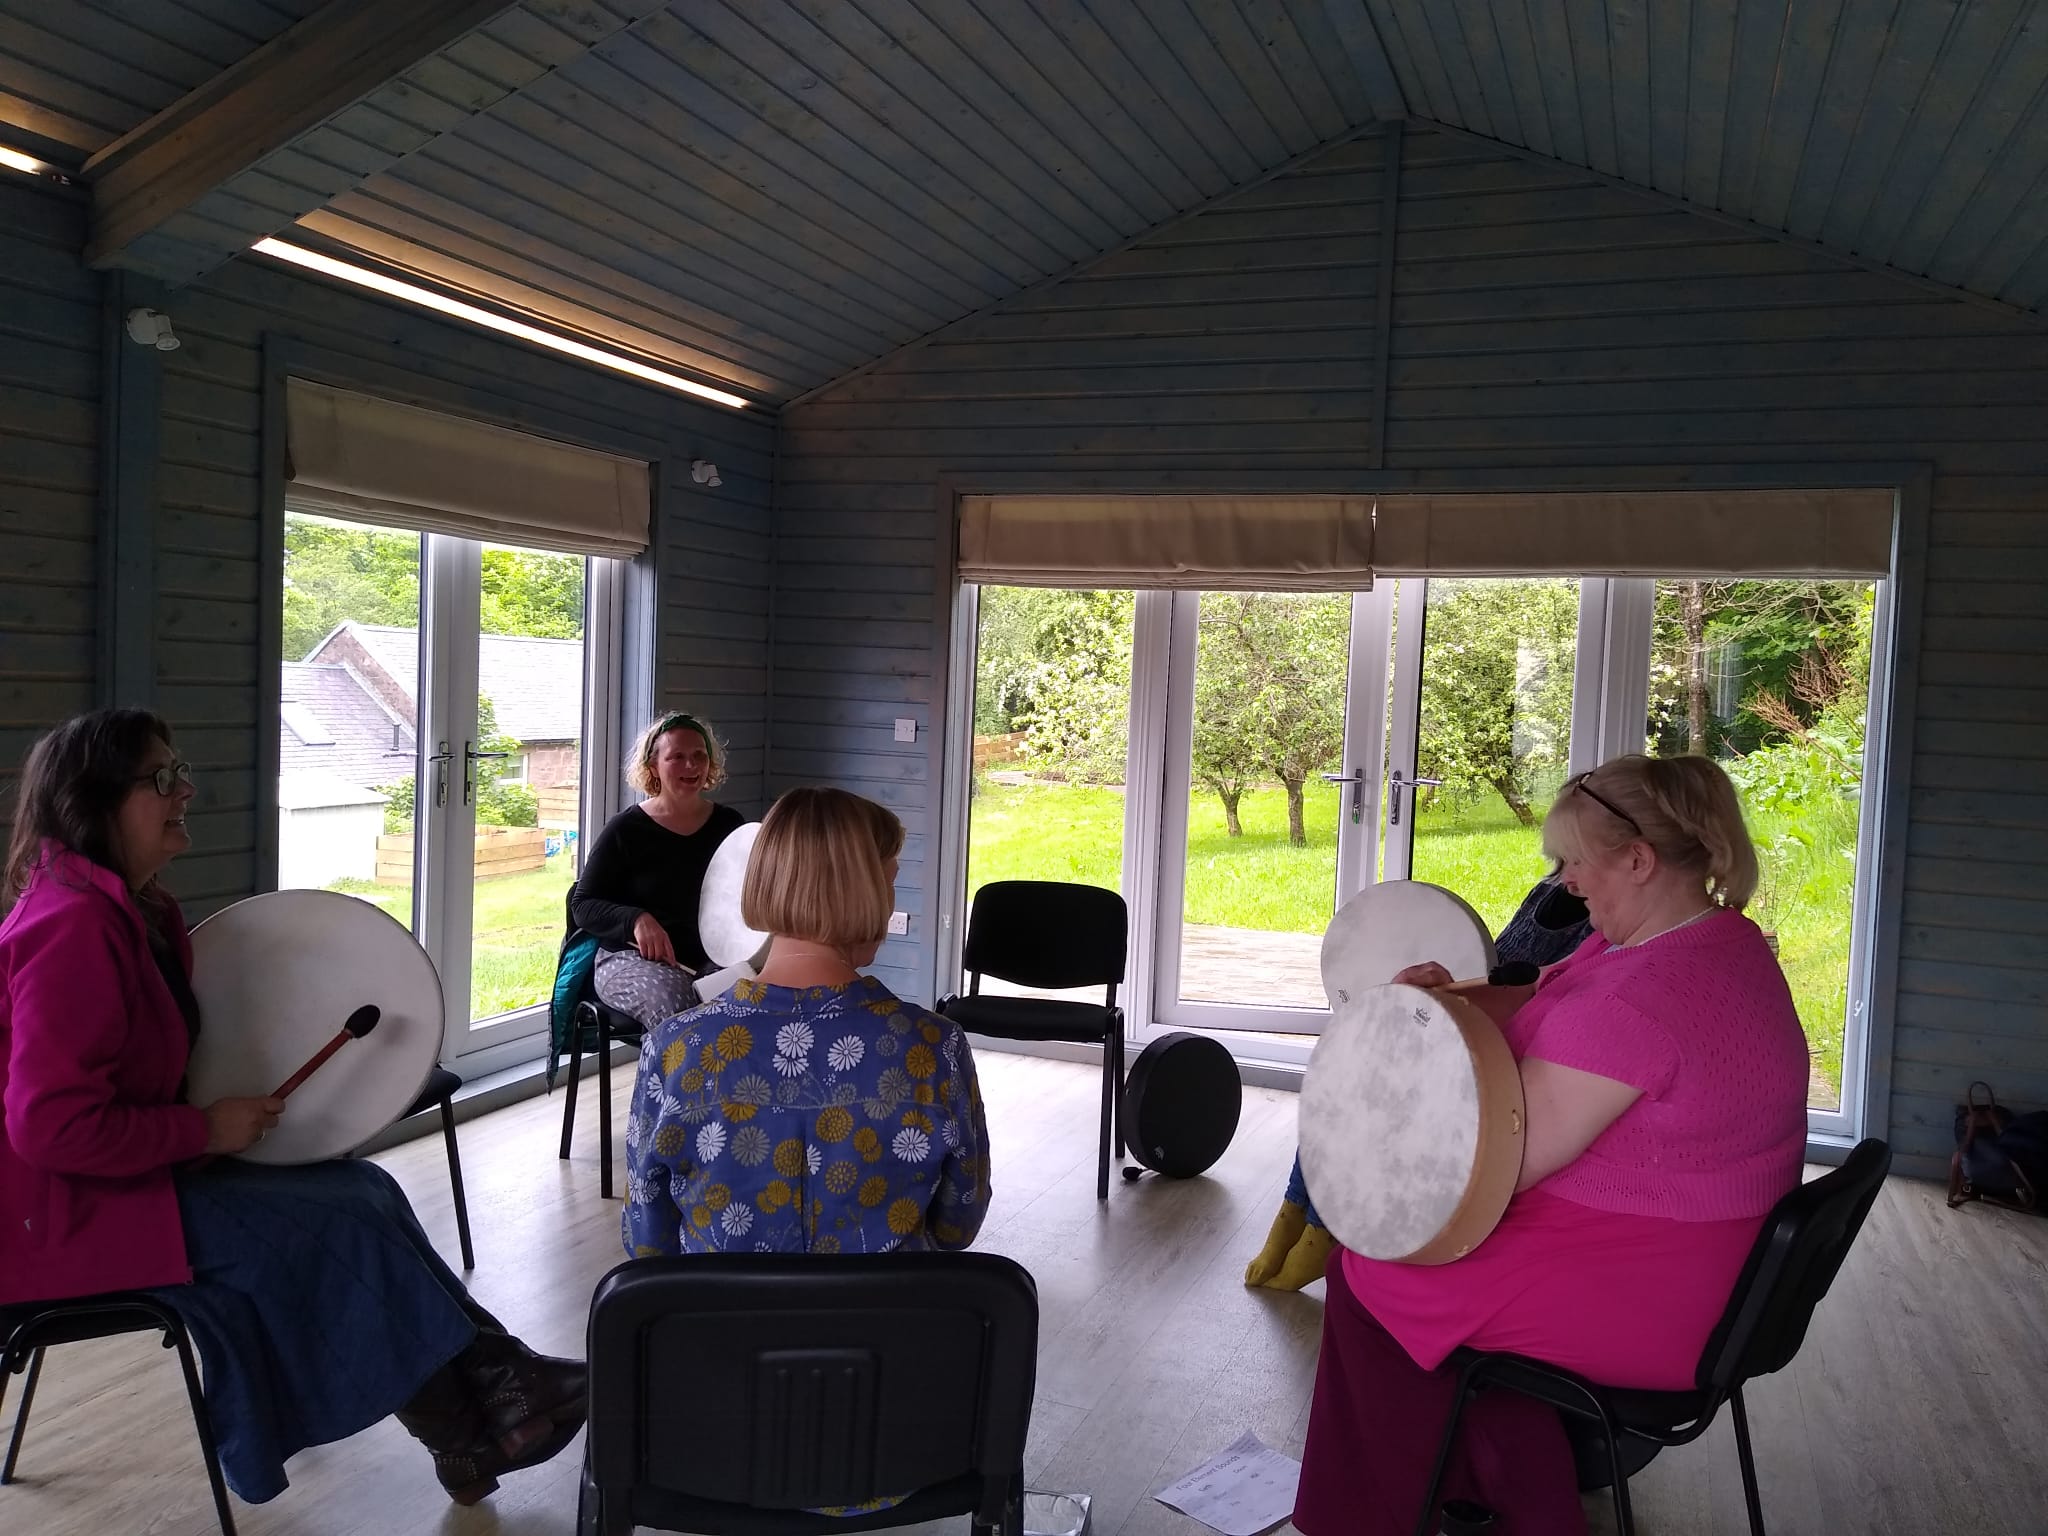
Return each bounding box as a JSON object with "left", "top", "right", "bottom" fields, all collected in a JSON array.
[
  {"left": 1244, "top": 1199, "right": 1310, "bottom": 1286},
  {"left": 1260, "top": 1222, "right": 1337, "bottom": 1291}
]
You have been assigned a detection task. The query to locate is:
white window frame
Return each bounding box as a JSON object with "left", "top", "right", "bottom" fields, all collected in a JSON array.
[
  {"left": 936, "top": 570, "right": 1891, "bottom": 1147},
  {"left": 422, "top": 545, "right": 627, "bottom": 1079}
]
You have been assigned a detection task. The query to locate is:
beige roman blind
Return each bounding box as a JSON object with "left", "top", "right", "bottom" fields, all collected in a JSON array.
[
  {"left": 1369, "top": 489, "right": 1895, "bottom": 578},
  {"left": 957, "top": 495, "right": 1377, "bottom": 590},
  {"left": 286, "top": 379, "right": 652, "bottom": 557},
  {"left": 957, "top": 488, "right": 1894, "bottom": 588}
]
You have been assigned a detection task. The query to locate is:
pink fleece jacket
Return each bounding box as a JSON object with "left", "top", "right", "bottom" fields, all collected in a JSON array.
[
  {"left": 1505, "top": 908, "right": 1810, "bottom": 1222},
  {"left": 0, "top": 850, "right": 210, "bottom": 1305}
]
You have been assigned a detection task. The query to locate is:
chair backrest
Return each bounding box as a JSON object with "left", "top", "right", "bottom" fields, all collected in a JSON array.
[
  {"left": 586, "top": 1252, "right": 1038, "bottom": 1522},
  {"left": 1696, "top": 1138, "right": 1892, "bottom": 1395},
  {"left": 962, "top": 881, "right": 1127, "bottom": 993}
]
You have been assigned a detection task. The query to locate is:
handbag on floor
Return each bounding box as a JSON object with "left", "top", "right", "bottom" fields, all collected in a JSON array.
[{"left": 1948, "top": 1081, "right": 2048, "bottom": 1213}]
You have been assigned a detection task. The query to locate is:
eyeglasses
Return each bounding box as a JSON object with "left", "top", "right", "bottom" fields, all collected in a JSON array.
[
  {"left": 137, "top": 761, "right": 195, "bottom": 797},
  {"left": 1568, "top": 772, "right": 1642, "bottom": 837}
]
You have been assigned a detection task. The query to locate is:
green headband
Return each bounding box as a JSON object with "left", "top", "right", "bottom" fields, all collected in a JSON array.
[{"left": 651, "top": 713, "right": 714, "bottom": 762}]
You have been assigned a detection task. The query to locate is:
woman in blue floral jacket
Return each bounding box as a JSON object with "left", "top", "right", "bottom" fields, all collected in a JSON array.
[{"left": 624, "top": 787, "right": 989, "bottom": 1258}]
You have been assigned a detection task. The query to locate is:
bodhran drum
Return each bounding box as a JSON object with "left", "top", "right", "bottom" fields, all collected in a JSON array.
[
  {"left": 1298, "top": 982, "right": 1525, "bottom": 1264},
  {"left": 1122, "top": 1031, "right": 1242, "bottom": 1179},
  {"left": 1319, "top": 880, "right": 1496, "bottom": 1010},
  {"left": 186, "top": 889, "right": 446, "bottom": 1165},
  {"left": 697, "top": 821, "right": 769, "bottom": 971}
]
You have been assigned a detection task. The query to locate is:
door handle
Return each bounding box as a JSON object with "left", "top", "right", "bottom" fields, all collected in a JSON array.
[
  {"left": 1386, "top": 770, "right": 1443, "bottom": 828},
  {"left": 426, "top": 743, "right": 453, "bottom": 808},
  {"left": 463, "top": 742, "right": 510, "bottom": 806},
  {"left": 1320, "top": 766, "right": 1370, "bottom": 824}
]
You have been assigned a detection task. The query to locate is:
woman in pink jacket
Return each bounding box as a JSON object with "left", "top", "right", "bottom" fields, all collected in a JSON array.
[
  {"left": 1291, "top": 755, "right": 1812, "bottom": 1536},
  {"left": 0, "top": 710, "right": 585, "bottom": 1508}
]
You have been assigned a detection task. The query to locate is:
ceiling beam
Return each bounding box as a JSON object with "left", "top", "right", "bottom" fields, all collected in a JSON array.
[{"left": 84, "top": 0, "right": 520, "bottom": 274}]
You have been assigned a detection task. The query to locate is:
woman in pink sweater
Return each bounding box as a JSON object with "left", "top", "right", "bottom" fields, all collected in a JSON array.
[
  {"left": 1292, "top": 755, "right": 1811, "bottom": 1536},
  {"left": 0, "top": 710, "right": 586, "bottom": 1508}
]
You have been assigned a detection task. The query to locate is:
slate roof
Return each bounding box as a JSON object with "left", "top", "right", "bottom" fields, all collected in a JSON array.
[
  {"left": 310, "top": 622, "right": 582, "bottom": 744},
  {"left": 280, "top": 661, "right": 415, "bottom": 791}
]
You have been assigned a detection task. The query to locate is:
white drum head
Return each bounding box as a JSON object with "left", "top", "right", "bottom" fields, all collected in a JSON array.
[
  {"left": 1299, "top": 983, "right": 1508, "bottom": 1262},
  {"left": 1320, "top": 880, "right": 1495, "bottom": 1009},
  {"left": 698, "top": 821, "right": 769, "bottom": 970},
  {"left": 187, "top": 890, "right": 445, "bottom": 1165}
]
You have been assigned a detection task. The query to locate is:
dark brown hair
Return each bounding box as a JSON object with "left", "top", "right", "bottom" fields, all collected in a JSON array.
[{"left": 3, "top": 708, "right": 177, "bottom": 914}]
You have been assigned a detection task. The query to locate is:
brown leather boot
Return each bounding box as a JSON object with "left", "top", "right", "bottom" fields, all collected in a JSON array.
[
  {"left": 395, "top": 1362, "right": 504, "bottom": 1506},
  {"left": 454, "top": 1330, "right": 588, "bottom": 1450}
]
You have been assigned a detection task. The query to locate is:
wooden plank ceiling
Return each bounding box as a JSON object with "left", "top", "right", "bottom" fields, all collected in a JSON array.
[{"left": 4, "top": 2, "right": 2048, "bottom": 405}]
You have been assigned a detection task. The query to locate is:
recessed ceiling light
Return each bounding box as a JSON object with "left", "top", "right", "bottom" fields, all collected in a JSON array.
[{"left": 250, "top": 238, "right": 751, "bottom": 411}]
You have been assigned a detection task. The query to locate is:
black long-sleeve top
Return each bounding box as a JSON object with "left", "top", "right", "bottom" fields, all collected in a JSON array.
[{"left": 570, "top": 802, "right": 745, "bottom": 972}]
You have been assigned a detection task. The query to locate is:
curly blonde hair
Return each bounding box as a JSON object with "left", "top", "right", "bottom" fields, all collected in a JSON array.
[
  {"left": 625, "top": 711, "right": 727, "bottom": 796},
  {"left": 1541, "top": 753, "right": 1760, "bottom": 910}
]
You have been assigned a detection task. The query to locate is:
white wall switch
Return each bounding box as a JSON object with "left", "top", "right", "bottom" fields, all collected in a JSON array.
[
  {"left": 893, "top": 717, "right": 916, "bottom": 742},
  {"left": 887, "top": 910, "right": 909, "bottom": 936}
]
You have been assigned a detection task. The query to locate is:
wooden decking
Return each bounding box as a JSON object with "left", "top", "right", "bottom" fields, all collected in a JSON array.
[{"left": 4, "top": 1052, "right": 2042, "bottom": 1536}]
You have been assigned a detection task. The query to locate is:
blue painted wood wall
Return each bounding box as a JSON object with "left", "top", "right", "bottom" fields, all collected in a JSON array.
[
  {"left": 772, "top": 126, "right": 2048, "bottom": 1178},
  {"left": 0, "top": 175, "right": 776, "bottom": 921},
  {"left": 0, "top": 182, "right": 99, "bottom": 797}
]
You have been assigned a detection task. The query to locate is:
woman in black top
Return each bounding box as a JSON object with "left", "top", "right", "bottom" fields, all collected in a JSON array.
[{"left": 573, "top": 712, "right": 744, "bottom": 1028}]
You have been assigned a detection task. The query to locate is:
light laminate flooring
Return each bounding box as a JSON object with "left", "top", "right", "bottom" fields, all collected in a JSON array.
[{"left": 4, "top": 1052, "right": 2044, "bottom": 1535}]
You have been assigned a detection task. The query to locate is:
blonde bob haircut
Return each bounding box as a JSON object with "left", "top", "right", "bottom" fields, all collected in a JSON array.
[
  {"left": 742, "top": 787, "right": 905, "bottom": 950},
  {"left": 1540, "top": 753, "right": 1761, "bottom": 911},
  {"left": 625, "top": 711, "right": 727, "bottom": 796}
]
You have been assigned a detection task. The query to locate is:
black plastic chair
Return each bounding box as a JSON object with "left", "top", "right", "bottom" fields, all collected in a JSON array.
[
  {"left": 558, "top": 997, "right": 644, "bottom": 1201},
  {"left": 939, "top": 881, "right": 1128, "bottom": 1200},
  {"left": 1415, "top": 1138, "right": 1893, "bottom": 1536},
  {"left": 553, "top": 883, "right": 647, "bottom": 1200},
  {"left": 1, "top": 1293, "right": 236, "bottom": 1534},
  {"left": 397, "top": 1065, "right": 474, "bottom": 1269},
  {"left": 579, "top": 1252, "right": 1039, "bottom": 1536}
]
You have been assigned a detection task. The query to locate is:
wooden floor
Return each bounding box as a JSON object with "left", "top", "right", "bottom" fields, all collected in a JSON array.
[{"left": 6, "top": 1052, "right": 2045, "bottom": 1536}]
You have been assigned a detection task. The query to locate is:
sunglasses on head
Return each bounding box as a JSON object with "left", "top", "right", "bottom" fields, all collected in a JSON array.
[
  {"left": 137, "top": 761, "right": 195, "bottom": 797},
  {"left": 1568, "top": 771, "right": 1642, "bottom": 837}
]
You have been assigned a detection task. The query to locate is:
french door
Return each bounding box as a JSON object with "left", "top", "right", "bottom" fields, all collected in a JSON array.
[
  {"left": 277, "top": 510, "right": 622, "bottom": 1075},
  {"left": 949, "top": 572, "right": 1889, "bottom": 1125},
  {"left": 1146, "top": 578, "right": 1595, "bottom": 1048}
]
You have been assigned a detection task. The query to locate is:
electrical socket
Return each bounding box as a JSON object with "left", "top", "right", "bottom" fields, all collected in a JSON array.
[{"left": 887, "top": 911, "right": 909, "bottom": 936}]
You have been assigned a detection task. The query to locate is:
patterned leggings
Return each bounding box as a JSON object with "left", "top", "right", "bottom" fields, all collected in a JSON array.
[{"left": 592, "top": 948, "right": 697, "bottom": 1029}]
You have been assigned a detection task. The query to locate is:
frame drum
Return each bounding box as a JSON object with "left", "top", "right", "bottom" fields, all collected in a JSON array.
[
  {"left": 1320, "top": 880, "right": 1496, "bottom": 1009},
  {"left": 185, "top": 890, "right": 446, "bottom": 1165},
  {"left": 1298, "top": 982, "right": 1525, "bottom": 1264},
  {"left": 698, "top": 821, "right": 769, "bottom": 971}
]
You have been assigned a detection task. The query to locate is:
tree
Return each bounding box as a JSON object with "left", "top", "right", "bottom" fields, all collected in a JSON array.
[
  {"left": 480, "top": 547, "right": 584, "bottom": 639},
  {"left": 282, "top": 514, "right": 420, "bottom": 658},
  {"left": 1201, "top": 593, "right": 1349, "bottom": 846},
  {"left": 1012, "top": 590, "right": 1135, "bottom": 785},
  {"left": 1648, "top": 581, "right": 1868, "bottom": 756},
  {"left": 1191, "top": 597, "right": 1265, "bottom": 836},
  {"left": 1414, "top": 580, "right": 1578, "bottom": 826}
]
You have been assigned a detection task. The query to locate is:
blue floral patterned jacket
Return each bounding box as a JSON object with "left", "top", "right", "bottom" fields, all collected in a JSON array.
[{"left": 622, "top": 974, "right": 991, "bottom": 1259}]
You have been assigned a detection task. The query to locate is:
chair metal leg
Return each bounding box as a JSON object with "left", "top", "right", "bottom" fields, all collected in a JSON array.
[
  {"left": 559, "top": 1032, "right": 583, "bottom": 1160},
  {"left": 1095, "top": 1034, "right": 1115, "bottom": 1200},
  {"left": 1111, "top": 1027, "right": 1127, "bottom": 1159},
  {"left": 440, "top": 1097, "right": 475, "bottom": 1270},
  {"left": 1730, "top": 1386, "right": 1767, "bottom": 1536},
  {"left": 1413, "top": 1359, "right": 1477, "bottom": 1536},
  {"left": 168, "top": 1319, "right": 239, "bottom": 1536},
  {"left": 598, "top": 1022, "right": 616, "bottom": 1201},
  {"left": 1599, "top": 1405, "right": 1635, "bottom": 1536},
  {"left": 1, "top": 1345, "right": 44, "bottom": 1484}
]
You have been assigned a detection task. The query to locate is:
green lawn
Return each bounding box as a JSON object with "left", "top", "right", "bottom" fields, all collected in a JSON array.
[
  {"left": 968, "top": 779, "right": 1849, "bottom": 1106},
  {"left": 331, "top": 854, "right": 574, "bottom": 1021}
]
